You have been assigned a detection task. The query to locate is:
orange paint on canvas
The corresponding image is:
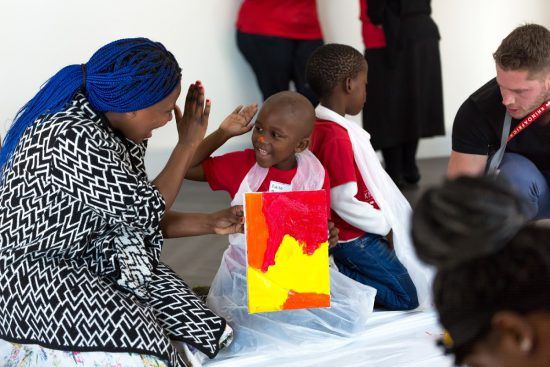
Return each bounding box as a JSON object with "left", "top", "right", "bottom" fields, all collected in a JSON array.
[
  {"left": 245, "top": 193, "right": 269, "bottom": 270},
  {"left": 282, "top": 292, "right": 331, "bottom": 310}
]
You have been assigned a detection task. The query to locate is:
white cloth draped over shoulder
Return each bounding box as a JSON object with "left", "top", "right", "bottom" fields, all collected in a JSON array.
[
  {"left": 315, "top": 105, "right": 434, "bottom": 309},
  {"left": 206, "top": 149, "right": 377, "bottom": 361}
]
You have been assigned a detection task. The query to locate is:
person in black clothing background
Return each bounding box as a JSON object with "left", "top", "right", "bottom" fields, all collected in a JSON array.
[{"left": 360, "top": 0, "right": 445, "bottom": 188}]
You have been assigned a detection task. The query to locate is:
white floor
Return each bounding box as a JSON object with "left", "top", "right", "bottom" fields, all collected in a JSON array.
[{"left": 205, "top": 311, "right": 453, "bottom": 367}]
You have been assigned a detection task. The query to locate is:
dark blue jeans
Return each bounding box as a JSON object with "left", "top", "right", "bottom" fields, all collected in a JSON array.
[
  {"left": 496, "top": 153, "right": 550, "bottom": 220},
  {"left": 330, "top": 233, "right": 419, "bottom": 311}
]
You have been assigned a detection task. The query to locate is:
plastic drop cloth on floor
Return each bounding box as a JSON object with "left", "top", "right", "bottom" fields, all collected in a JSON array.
[
  {"left": 207, "top": 237, "right": 378, "bottom": 360},
  {"left": 203, "top": 149, "right": 446, "bottom": 366},
  {"left": 204, "top": 310, "right": 453, "bottom": 367}
]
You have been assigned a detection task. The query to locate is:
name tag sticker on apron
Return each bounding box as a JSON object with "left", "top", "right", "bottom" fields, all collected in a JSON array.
[{"left": 269, "top": 181, "right": 292, "bottom": 192}]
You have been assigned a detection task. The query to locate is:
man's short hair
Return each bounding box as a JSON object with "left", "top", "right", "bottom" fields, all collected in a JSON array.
[{"left": 493, "top": 24, "right": 550, "bottom": 75}]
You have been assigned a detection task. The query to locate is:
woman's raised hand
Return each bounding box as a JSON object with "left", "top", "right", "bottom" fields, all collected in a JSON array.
[
  {"left": 218, "top": 103, "right": 258, "bottom": 139},
  {"left": 175, "top": 81, "right": 210, "bottom": 146}
]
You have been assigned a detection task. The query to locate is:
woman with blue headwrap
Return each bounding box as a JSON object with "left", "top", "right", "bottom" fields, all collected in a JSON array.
[{"left": 0, "top": 38, "right": 257, "bottom": 367}]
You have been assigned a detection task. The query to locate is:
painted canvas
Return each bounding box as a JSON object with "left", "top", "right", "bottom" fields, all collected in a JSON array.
[{"left": 244, "top": 190, "right": 330, "bottom": 314}]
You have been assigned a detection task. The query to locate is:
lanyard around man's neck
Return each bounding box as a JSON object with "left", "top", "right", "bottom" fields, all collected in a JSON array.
[
  {"left": 486, "top": 99, "right": 550, "bottom": 176},
  {"left": 506, "top": 100, "right": 550, "bottom": 142}
]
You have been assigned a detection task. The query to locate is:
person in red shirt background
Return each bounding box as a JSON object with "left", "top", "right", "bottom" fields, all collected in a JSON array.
[{"left": 236, "top": 0, "right": 324, "bottom": 105}]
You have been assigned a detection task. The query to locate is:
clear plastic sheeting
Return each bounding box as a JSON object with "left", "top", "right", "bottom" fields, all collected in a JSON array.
[
  {"left": 204, "top": 310, "right": 453, "bottom": 367},
  {"left": 207, "top": 242, "right": 377, "bottom": 356}
]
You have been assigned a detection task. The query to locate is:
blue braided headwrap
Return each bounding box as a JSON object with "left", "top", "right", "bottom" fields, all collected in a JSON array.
[{"left": 0, "top": 37, "right": 181, "bottom": 171}]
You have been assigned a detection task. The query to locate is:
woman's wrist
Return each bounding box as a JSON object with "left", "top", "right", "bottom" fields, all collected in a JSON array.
[
  {"left": 176, "top": 136, "right": 200, "bottom": 150},
  {"left": 205, "top": 212, "right": 218, "bottom": 234},
  {"left": 191, "top": 212, "right": 216, "bottom": 235}
]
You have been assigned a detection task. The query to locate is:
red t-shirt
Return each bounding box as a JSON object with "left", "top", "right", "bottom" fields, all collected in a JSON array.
[
  {"left": 310, "top": 119, "right": 380, "bottom": 241},
  {"left": 236, "top": 0, "right": 323, "bottom": 40},
  {"left": 202, "top": 149, "right": 331, "bottom": 216},
  {"left": 359, "top": 0, "right": 386, "bottom": 49}
]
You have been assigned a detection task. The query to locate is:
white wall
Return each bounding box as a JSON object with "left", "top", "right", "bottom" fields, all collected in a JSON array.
[{"left": 0, "top": 1, "right": 548, "bottom": 177}]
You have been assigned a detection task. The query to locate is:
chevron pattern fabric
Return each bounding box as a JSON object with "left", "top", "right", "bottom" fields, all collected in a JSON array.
[{"left": 0, "top": 95, "right": 226, "bottom": 366}]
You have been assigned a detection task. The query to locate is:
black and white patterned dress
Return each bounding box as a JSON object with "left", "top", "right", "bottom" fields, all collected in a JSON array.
[{"left": 0, "top": 94, "right": 226, "bottom": 367}]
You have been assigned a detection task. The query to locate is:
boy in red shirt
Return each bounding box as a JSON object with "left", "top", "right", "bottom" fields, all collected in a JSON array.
[
  {"left": 186, "top": 91, "right": 376, "bottom": 357},
  {"left": 185, "top": 91, "right": 331, "bottom": 209},
  {"left": 306, "top": 44, "right": 433, "bottom": 310}
]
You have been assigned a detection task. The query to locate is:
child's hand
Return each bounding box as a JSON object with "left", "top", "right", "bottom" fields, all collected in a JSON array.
[
  {"left": 210, "top": 205, "right": 245, "bottom": 235},
  {"left": 218, "top": 103, "right": 258, "bottom": 138},
  {"left": 175, "top": 81, "right": 210, "bottom": 146},
  {"left": 328, "top": 221, "right": 339, "bottom": 248}
]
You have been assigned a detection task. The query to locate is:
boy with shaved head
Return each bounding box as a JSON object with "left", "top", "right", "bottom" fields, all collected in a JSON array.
[
  {"left": 186, "top": 91, "right": 329, "bottom": 194},
  {"left": 185, "top": 91, "right": 375, "bottom": 359}
]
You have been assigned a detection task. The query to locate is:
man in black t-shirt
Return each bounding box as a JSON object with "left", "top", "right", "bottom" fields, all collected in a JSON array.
[{"left": 449, "top": 24, "right": 550, "bottom": 219}]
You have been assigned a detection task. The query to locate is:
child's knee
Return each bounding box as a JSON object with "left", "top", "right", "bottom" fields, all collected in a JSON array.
[
  {"left": 379, "top": 290, "right": 418, "bottom": 311},
  {"left": 396, "top": 274, "right": 419, "bottom": 310}
]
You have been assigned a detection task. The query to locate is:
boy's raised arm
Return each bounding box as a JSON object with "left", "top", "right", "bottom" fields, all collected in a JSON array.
[{"left": 186, "top": 103, "right": 258, "bottom": 181}]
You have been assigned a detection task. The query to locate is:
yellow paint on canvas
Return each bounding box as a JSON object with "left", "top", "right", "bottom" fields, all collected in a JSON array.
[{"left": 248, "top": 234, "right": 330, "bottom": 313}]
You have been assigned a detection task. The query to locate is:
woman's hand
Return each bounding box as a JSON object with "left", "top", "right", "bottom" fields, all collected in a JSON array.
[
  {"left": 218, "top": 103, "right": 258, "bottom": 139},
  {"left": 210, "top": 206, "right": 245, "bottom": 235},
  {"left": 328, "top": 221, "right": 339, "bottom": 248},
  {"left": 175, "top": 81, "right": 210, "bottom": 147},
  {"left": 161, "top": 209, "right": 243, "bottom": 238}
]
